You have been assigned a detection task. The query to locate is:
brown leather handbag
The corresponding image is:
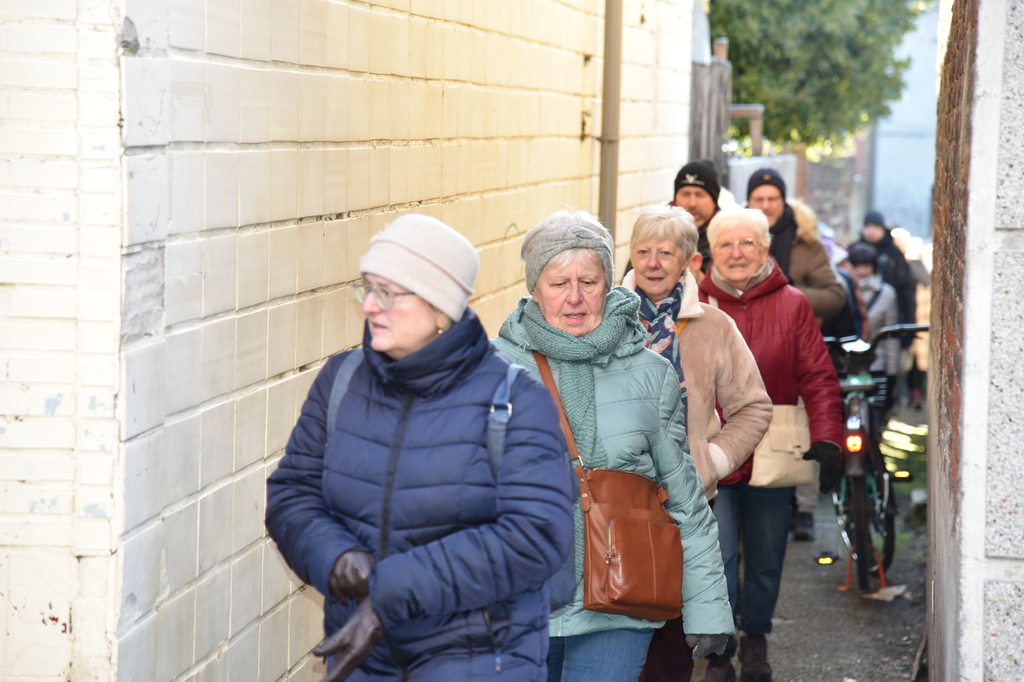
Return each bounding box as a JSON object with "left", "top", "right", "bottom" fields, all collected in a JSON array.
[{"left": 534, "top": 352, "right": 684, "bottom": 622}]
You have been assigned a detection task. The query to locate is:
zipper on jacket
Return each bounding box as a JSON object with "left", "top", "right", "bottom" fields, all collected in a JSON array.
[
  {"left": 378, "top": 394, "right": 414, "bottom": 678},
  {"left": 379, "top": 394, "right": 415, "bottom": 560},
  {"left": 482, "top": 608, "right": 510, "bottom": 673}
]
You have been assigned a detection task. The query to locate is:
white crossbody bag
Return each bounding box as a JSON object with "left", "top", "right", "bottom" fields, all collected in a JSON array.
[{"left": 706, "top": 295, "right": 815, "bottom": 487}]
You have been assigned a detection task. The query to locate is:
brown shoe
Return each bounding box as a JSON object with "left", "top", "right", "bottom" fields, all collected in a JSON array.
[
  {"left": 738, "top": 634, "right": 771, "bottom": 682},
  {"left": 703, "top": 653, "right": 736, "bottom": 682}
]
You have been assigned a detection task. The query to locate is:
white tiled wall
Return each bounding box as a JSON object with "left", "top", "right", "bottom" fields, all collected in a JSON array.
[
  {"left": 2, "top": 0, "right": 694, "bottom": 680},
  {"left": 0, "top": 0, "right": 124, "bottom": 679}
]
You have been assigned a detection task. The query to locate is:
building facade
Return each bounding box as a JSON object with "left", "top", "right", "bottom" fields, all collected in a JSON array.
[{"left": 0, "top": 1, "right": 701, "bottom": 679}]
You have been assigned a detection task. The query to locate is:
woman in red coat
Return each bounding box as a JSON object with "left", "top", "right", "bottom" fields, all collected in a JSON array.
[{"left": 696, "top": 208, "right": 843, "bottom": 682}]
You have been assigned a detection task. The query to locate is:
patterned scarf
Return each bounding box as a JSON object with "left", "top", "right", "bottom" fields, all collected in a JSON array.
[{"left": 635, "top": 282, "right": 687, "bottom": 418}]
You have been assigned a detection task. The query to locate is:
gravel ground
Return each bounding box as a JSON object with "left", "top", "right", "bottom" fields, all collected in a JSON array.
[{"left": 693, "top": 426, "right": 929, "bottom": 682}]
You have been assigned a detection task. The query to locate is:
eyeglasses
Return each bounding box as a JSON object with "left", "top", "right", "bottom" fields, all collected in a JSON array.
[
  {"left": 714, "top": 239, "right": 759, "bottom": 256},
  {"left": 353, "top": 281, "right": 417, "bottom": 310}
]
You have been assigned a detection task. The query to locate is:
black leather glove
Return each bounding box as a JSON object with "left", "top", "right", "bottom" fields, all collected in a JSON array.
[
  {"left": 686, "top": 633, "right": 730, "bottom": 659},
  {"left": 803, "top": 441, "right": 843, "bottom": 493},
  {"left": 313, "top": 597, "right": 384, "bottom": 682},
  {"left": 328, "top": 550, "right": 374, "bottom": 605}
]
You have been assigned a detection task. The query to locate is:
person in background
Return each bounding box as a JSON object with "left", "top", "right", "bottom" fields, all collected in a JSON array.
[
  {"left": 745, "top": 169, "right": 846, "bottom": 321},
  {"left": 855, "top": 211, "right": 916, "bottom": 330},
  {"left": 670, "top": 160, "right": 723, "bottom": 279},
  {"left": 697, "top": 208, "right": 843, "bottom": 682},
  {"left": 816, "top": 223, "right": 862, "bottom": 342},
  {"left": 836, "top": 251, "right": 873, "bottom": 342},
  {"left": 622, "top": 206, "right": 772, "bottom": 682},
  {"left": 266, "top": 214, "right": 575, "bottom": 681},
  {"left": 890, "top": 228, "right": 931, "bottom": 408},
  {"left": 491, "top": 208, "right": 734, "bottom": 682},
  {"left": 847, "top": 242, "right": 900, "bottom": 413},
  {"left": 905, "top": 239, "right": 931, "bottom": 409}
]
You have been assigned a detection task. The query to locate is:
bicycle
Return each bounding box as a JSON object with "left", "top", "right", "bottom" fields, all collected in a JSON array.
[{"left": 822, "top": 323, "right": 929, "bottom": 591}]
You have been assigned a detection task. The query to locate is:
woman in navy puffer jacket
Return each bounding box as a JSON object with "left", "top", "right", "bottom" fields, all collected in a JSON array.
[{"left": 266, "top": 214, "right": 575, "bottom": 681}]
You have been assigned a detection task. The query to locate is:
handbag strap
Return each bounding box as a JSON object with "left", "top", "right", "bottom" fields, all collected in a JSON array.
[
  {"left": 675, "top": 318, "right": 688, "bottom": 337},
  {"left": 532, "top": 351, "right": 594, "bottom": 508}
]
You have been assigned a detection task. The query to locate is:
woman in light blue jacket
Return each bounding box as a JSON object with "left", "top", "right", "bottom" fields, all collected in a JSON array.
[{"left": 491, "top": 209, "right": 733, "bottom": 682}]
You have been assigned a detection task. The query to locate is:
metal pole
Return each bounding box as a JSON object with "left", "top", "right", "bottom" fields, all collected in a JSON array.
[{"left": 598, "top": 0, "right": 623, "bottom": 241}]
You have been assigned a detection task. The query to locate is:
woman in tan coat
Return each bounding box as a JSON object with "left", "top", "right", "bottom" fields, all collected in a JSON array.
[{"left": 623, "top": 206, "right": 772, "bottom": 682}]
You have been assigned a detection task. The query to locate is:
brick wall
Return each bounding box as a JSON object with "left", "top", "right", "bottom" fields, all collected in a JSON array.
[
  {"left": 108, "top": 2, "right": 697, "bottom": 682},
  {"left": 804, "top": 156, "right": 857, "bottom": 245},
  {"left": 930, "top": 0, "right": 975, "bottom": 678},
  {"left": 0, "top": 0, "right": 123, "bottom": 679}
]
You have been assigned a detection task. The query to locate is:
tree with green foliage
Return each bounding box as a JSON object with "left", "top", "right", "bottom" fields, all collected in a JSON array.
[{"left": 711, "top": 0, "right": 920, "bottom": 147}]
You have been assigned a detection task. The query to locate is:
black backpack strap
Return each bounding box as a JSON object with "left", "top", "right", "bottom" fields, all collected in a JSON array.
[
  {"left": 326, "top": 349, "right": 364, "bottom": 445},
  {"left": 867, "top": 288, "right": 883, "bottom": 312},
  {"left": 486, "top": 364, "right": 526, "bottom": 479}
]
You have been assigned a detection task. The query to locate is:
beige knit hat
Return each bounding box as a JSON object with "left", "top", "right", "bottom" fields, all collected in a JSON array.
[{"left": 358, "top": 214, "right": 479, "bottom": 321}]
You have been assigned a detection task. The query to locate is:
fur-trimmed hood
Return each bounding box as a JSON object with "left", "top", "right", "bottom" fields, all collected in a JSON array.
[{"left": 788, "top": 198, "right": 821, "bottom": 245}]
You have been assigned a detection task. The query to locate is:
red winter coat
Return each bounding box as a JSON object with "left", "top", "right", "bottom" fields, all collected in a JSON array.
[{"left": 699, "top": 263, "right": 843, "bottom": 484}]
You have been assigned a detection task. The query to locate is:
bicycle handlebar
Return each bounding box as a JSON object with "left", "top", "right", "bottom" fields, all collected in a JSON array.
[{"left": 823, "top": 324, "right": 929, "bottom": 360}]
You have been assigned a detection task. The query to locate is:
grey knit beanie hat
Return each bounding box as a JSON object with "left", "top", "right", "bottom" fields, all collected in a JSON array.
[
  {"left": 521, "top": 209, "right": 614, "bottom": 292},
  {"left": 359, "top": 214, "right": 479, "bottom": 321}
]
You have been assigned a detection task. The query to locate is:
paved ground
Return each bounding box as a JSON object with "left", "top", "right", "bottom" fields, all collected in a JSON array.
[{"left": 693, "top": 408, "right": 929, "bottom": 682}]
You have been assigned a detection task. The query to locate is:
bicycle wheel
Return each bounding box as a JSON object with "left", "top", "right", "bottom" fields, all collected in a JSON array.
[{"left": 849, "top": 476, "right": 872, "bottom": 590}]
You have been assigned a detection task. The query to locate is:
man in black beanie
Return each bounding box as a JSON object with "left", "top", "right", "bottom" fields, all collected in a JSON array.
[
  {"left": 670, "top": 160, "right": 721, "bottom": 276},
  {"left": 746, "top": 168, "right": 845, "bottom": 320}
]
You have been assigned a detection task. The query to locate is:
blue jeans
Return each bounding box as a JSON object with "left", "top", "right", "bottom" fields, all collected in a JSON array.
[
  {"left": 713, "top": 483, "right": 794, "bottom": 635},
  {"left": 547, "top": 628, "right": 654, "bottom": 682}
]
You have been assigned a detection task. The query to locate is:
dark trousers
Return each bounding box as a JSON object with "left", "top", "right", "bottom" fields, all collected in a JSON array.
[{"left": 638, "top": 617, "right": 694, "bottom": 682}]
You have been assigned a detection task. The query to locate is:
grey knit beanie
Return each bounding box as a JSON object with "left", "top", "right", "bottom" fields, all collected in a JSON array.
[
  {"left": 521, "top": 210, "right": 615, "bottom": 293},
  {"left": 359, "top": 214, "right": 479, "bottom": 321}
]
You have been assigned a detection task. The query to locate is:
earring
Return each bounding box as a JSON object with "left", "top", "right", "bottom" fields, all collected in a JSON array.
[{"left": 437, "top": 327, "right": 444, "bottom": 335}]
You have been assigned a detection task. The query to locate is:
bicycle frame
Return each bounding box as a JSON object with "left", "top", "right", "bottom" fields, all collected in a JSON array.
[{"left": 824, "top": 324, "right": 927, "bottom": 591}]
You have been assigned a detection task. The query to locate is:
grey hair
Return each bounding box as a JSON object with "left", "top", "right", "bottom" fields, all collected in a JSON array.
[
  {"left": 629, "top": 206, "right": 699, "bottom": 260},
  {"left": 543, "top": 247, "right": 606, "bottom": 280},
  {"left": 706, "top": 208, "right": 771, "bottom": 252},
  {"left": 521, "top": 208, "right": 614, "bottom": 292}
]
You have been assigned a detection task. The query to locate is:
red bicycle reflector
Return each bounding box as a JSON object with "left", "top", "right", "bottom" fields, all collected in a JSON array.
[{"left": 846, "top": 434, "right": 863, "bottom": 452}]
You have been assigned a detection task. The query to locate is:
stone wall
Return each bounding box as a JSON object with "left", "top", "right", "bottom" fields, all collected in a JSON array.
[
  {"left": 805, "top": 156, "right": 857, "bottom": 245},
  {"left": 931, "top": 0, "right": 1024, "bottom": 679}
]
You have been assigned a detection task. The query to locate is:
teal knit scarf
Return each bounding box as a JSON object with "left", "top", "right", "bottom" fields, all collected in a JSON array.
[
  {"left": 521, "top": 286, "right": 644, "bottom": 470},
  {"left": 520, "top": 286, "right": 646, "bottom": 589}
]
